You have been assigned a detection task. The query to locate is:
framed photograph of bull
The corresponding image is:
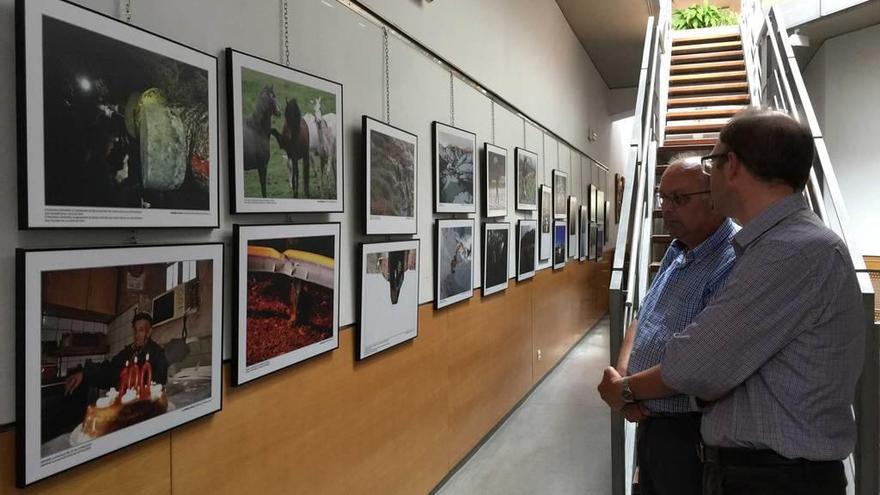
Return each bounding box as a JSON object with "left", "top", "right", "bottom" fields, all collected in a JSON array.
[
  {"left": 358, "top": 240, "right": 420, "bottom": 360},
  {"left": 364, "top": 116, "right": 418, "bottom": 235},
  {"left": 233, "top": 223, "right": 340, "bottom": 385},
  {"left": 16, "top": 0, "right": 219, "bottom": 229},
  {"left": 434, "top": 123, "right": 477, "bottom": 214},
  {"left": 435, "top": 219, "right": 475, "bottom": 309},
  {"left": 227, "top": 48, "right": 343, "bottom": 214},
  {"left": 482, "top": 222, "right": 510, "bottom": 296},
  {"left": 16, "top": 243, "right": 223, "bottom": 487}
]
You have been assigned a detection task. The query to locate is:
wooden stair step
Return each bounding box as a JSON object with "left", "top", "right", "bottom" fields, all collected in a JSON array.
[
  {"left": 667, "top": 107, "right": 743, "bottom": 120},
  {"left": 668, "top": 94, "right": 750, "bottom": 108},
  {"left": 671, "top": 40, "right": 742, "bottom": 55},
  {"left": 670, "top": 70, "right": 747, "bottom": 85},
  {"left": 672, "top": 31, "right": 740, "bottom": 46},
  {"left": 659, "top": 138, "right": 718, "bottom": 152},
  {"left": 652, "top": 234, "right": 673, "bottom": 244},
  {"left": 666, "top": 122, "right": 726, "bottom": 135},
  {"left": 671, "top": 59, "right": 745, "bottom": 74},
  {"left": 671, "top": 49, "right": 744, "bottom": 64},
  {"left": 668, "top": 81, "right": 749, "bottom": 97}
]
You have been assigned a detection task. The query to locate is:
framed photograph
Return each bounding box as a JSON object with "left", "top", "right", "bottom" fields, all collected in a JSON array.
[
  {"left": 517, "top": 219, "right": 537, "bottom": 281},
  {"left": 553, "top": 170, "right": 568, "bottom": 220},
  {"left": 16, "top": 244, "right": 223, "bottom": 487},
  {"left": 615, "top": 173, "right": 625, "bottom": 224},
  {"left": 579, "top": 205, "right": 588, "bottom": 261},
  {"left": 484, "top": 144, "right": 508, "bottom": 218},
  {"left": 434, "top": 122, "right": 476, "bottom": 214},
  {"left": 483, "top": 223, "right": 510, "bottom": 296},
  {"left": 597, "top": 224, "right": 606, "bottom": 261},
  {"left": 590, "top": 184, "right": 599, "bottom": 223},
  {"left": 233, "top": 223, "right": 340, "bottom": 385},
  {"left": 364, "top": 116, "right": 418, "bottom": 235},
  {"left": 597, "top": 189, "right": 606, "bottom": 226},
  {"left": 435, "top": 219, "right": 475, "bottom": 309},
  {"left": 17, "top": 0, "right": 219, "bottom": 229},
  {"left": 539, "top": 184, "right": 553, "bottom": 261},
  {"left": 589, "top": 223, "right": 599, "bottom": 261},
  {"left": 515, "top": 148, "right": 538, "bottom": 211},
  {"left": 553, "top": 221, "right": 567, "bottom": 269},
  {"left": 227, "top": 49, "right": 343, "bottom": 213},
  {"left": 568, "top": 196, "right": 579, "bottom": 259},
  {"left": 604, "top": 199, "right": 611, "bottom": 231},
  {"left": 359, "top": 240, "right": 419, "bottom": 360}
]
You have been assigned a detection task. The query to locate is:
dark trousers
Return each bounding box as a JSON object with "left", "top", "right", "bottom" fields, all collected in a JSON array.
[
  {"left": 636, "top": 413, "right": 703, "bottom": 495},
  {"left": 702, "top": 448, "right": 847, "bottom": 495}
]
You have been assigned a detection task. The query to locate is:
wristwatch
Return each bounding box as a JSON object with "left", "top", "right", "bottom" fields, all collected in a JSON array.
[{"left": 621, "top": 377, "right": 636, "bottom": 404}]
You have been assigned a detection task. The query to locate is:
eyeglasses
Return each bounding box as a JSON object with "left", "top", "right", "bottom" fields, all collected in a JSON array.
[
  {"left": 701, "top": 153, "right": 728, "bottom": 175},
  {"left": 657, "top": 190, "right": 711, "bottom": 208}
]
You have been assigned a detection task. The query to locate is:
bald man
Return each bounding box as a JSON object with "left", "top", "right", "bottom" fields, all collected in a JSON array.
[{"left": 610, "top": 157, "right": 738, "bottom": 495}]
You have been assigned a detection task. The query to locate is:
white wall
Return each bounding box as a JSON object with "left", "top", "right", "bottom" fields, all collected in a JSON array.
[
  {"left": 802, "top": 22, "right": 880, "bottom": 256},
  {"left": 0, "top": 0, "right": 626, "bottom": 425}
]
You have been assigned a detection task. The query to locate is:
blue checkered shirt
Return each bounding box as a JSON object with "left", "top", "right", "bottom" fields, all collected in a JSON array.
[{"left": 627, "top": 219, "right": 738, "bottom": 413}]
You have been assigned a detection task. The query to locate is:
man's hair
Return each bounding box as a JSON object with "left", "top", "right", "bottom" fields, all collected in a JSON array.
[
  {"left": 719, "top": 108, "right": 814, "bottom": 191},
  {"left": 131, "top": 312, "right": 153, "bottom": 326}
]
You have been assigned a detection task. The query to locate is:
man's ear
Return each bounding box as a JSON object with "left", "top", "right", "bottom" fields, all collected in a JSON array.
[{"left": 725, "top": 151, "right": 742, "bottom": 181}]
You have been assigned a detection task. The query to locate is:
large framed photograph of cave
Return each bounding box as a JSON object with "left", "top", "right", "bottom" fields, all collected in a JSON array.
[
  {"left": 17, "top": 0, "right": 219, "bottom": 229},
  {"left": 435, "top": 219, "right": 475, "bottom": 309},
  {"left": 483, "top": 222, "right": 510, "bottom": 296},
  {"left": 434, "top": 122, "right": 476, "bottom": 214},
  {"left": 16, "top": 243, "right": 223, "bottom": 487},
  {"left": 517, "top": 219, "right": 537, "bottom": 281},
  {"left": 359, "top": 240, "right": 420, "bottom": 360},
  {"left": 552, "top": 170, "right": 568, "bottom": 220},
  {"left": 228, "top": 48, "right": 343, "bottom": 214},
  {"left": 234, "top": 223, "right": 340, "bottom": 385},
  {"left": 364, "top": 116, "right": 418, "bottom": 235},
  {"left": 539, "top": 184, "right": 553, "bottom": 262},
  {"left": 515, "top": 148, "right": 538, "bottom": 211},
  {"left": 484, "top": 143, "right": 508, "bottom": 218}
]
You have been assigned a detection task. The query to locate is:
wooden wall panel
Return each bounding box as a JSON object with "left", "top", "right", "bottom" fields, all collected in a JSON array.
[{"left": 0, "top": 259, "right": 610, "bottom": 495}]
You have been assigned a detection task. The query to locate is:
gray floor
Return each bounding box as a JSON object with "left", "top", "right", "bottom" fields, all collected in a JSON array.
[{"left": 437, "top": 317, "right": 613, "bottom": 495}]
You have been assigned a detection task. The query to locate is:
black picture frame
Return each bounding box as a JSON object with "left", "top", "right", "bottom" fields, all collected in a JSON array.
[
  {"left": 433, "top": 122, "right": 477, "bottom": 214},
  {"left": 227, "top": 48, "right": 344, "bottom": 214},
  {"left": 552, "top": 170, "right": 568, "bottom": 220},
  {"left": 483, "top": 143, "right": 508, "bottom": 218},
  {"left": 16, "top": 243, "right": 224, "bottom": 487},
  {"left": 364, "top": 116, "right": 418, "bottom": 235},
  {"left": 358, "top": 240, "right": 420, "bottom": 360},
  {"left": 538, "top": 184, "right": 553, "bottom": 261},
  {"left": 515, "top": 148, "right": 538, "bottom": 211},
  {"left": 435, "top": 219, "right": 475, "bottom": 309},
  {"left": 517, "top": 219, "right": 537, "bottom": 281},
  {"left": 17, "top": 0, "right": 220, "bottom": 229},
  {"left": 553, "top": 220, "right": 567, "bottom": 269},
  {"left": 233, "top": 223, "right": 340, "bottom": 386},
  {"left": 579, "top": 205, "right": 588, "bottom": 261},
  {"left": 567, "top": 196, "right": 579, "bottom": 259},
  {"left": 482, "top": 222, "right": 510, "bottom": 296}
]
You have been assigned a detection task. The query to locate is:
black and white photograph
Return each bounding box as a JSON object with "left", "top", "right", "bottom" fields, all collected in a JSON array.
[
  {"left": 484, "top": 144, "right": 508, "bottom": 218},
  {"left": 234, "top": 224, "right": 340, "bottom": 385},
  {"left": 228, "top": 49, "right": 343, "bottom": 213},
  {"left": 364, "top": 116, "right": 418, "bottom": 234},
  {"left": 579, "top": 205, "right": 589, "bottom": 261},
  {"left": 554, "top": 221, "right": 567, "bottom": 269},
  {"left": 436, "top": 219, "right": 475, "bottom": 309},
  {"left": 359, "top": 240, "right": 419, "bottom": 360},
  {"left": 517, "top": 219, "right": 537, "bottom": 281},
  {"left": 18, "top": 0, "right": 219, "bottom": 228},
  {"left": 16, "top": 244, "right": 223, "bottom": 486},
  {"left": 568, "top": 196, "right": 579, "bottom": 259},
  {"left": 434, "top": 123, "right": 476, "bottom": 214},
  {"left": 515, "top": 148, "right": 538, "bottom": 211},
  {"left": 553, "top": 170, "right": 568, "bottom": 220},
  {"left": 597, "top": 189, "right": 606, "bottom": 226},
  {"left": 589, "top": 223, "right": 599, "bottom": 261},
  {"left": 590, "top": 184, "right": 599, "bottom": 223},
  {"left": 539, "top": 184, "right": 553, "bottom": 262},
  {"left": 482, "top": 223, "right": 510, "bottom": 296}
]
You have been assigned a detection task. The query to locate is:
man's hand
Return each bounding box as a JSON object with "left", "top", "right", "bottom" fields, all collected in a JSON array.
[
  {"left": 621, "top": 403, "right": 650, "bottom": 423},
  {"left": 597, "top": 366, "right": 627, "bottom": 411},
  {"left": 64, "top": 371, "right": 83, "bottom": 396}
]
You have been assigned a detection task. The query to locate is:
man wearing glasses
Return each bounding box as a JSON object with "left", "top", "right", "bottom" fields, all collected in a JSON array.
[
  {"left": 613, "top": 156, "right": 737, "bottom": 495},
  {"left": 598, "top": 108, "right": 864, "bottom": 494}
]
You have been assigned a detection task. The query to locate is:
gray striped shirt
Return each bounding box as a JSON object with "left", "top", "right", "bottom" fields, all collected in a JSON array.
[{"left": 661, "top": 194, "right": 865, "bottom": 460}]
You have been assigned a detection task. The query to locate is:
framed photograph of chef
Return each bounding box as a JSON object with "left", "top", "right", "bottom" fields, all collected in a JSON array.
[
  {"left": 17, "top": 0, "right": 219, "bottom": 229},
  {"left": 16, "top": 243, "right": 223, "bottom": 487},
  {"left": 233, "top": 223, "right": 340, "bottom": 385}
]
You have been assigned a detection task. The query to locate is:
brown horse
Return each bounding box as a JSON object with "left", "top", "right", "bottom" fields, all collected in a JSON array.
[{"left": 271, "top": 98, "right": 311, "bottom": 197}]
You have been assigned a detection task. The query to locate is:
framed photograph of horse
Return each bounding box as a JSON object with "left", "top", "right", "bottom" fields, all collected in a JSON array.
[
  {"left": 16, "top": 0, "right": 219, "bottom": 229},
  {"left": 435, "top": 219, "right": 475, "bottom": 309},
  {"left": 358, "top": 240, "right": 420, "bottom": 360},
  {"left": 16, "top": 243, "right": 223, "bottom": 487},
  {"left": 433, "top": 123, "right": 477, "bottom": 214},
  {"left": 515, "top": 148, "right": 538, "bottom": 211},
  {"left": 233, "top": 223, "right": 340, "bottom": 386},
  {"left": 227, "top": 49, "right": 343, "bottom": 214},
  {"left": 364, "top": 116, "right": 418, "bottom": 235}
]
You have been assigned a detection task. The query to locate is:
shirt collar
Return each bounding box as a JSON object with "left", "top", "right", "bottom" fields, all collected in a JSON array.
[
  {"left": 732, "top": 194, "right": 807, "bottom": 255},
  {"left": 670, "top": 218, "right": 737, "bottom": 262}
]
